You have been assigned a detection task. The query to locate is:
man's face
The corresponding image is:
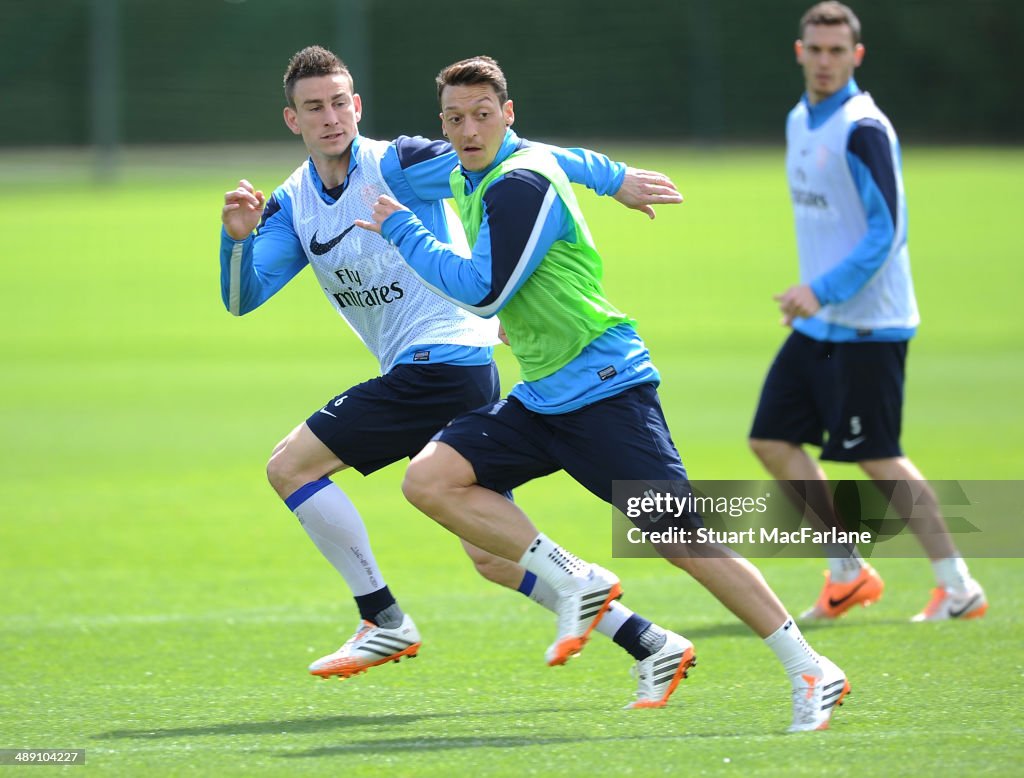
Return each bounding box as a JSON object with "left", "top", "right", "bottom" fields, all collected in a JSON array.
[
  {"left": 795, "top": 23, "right": 864, "bottom": 104},
  {"left": 439, "top": 84, "right": 514, "bottom": 172},
  {"left": 283, "top": 73, "right": 361, "bottom": 158}
]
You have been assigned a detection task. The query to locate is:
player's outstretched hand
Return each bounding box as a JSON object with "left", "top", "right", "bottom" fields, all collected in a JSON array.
[
  {"left": 773, "top": 284, "right": 821, "bottom": 326},
  {"left": 614, "top": 167, "right": 684, "bottom": 219},
  {"left": 355, "top": 194, "right": 410, "bottom": 234},
  {"left": 222, "top": 179, "right": 266, "bottom": 240}
]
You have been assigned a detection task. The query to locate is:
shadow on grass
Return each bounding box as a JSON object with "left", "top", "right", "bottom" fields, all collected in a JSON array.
[
  {"left": 675, "top": 615, "right": 916, "bottom": 641},
  {"left": 94, "top": 708, "right": 574, "bottom": 740},
  {"left": 275, "top": 730, "right": 755, "bottom": 758},
  {"left": 279, "top": 735, "right": 586, "bottom": 757}
]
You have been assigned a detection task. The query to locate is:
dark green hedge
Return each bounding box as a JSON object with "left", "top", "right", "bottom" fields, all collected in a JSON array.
[{"left": 1, "top": 0, "right": 1019, "bottom": 145}]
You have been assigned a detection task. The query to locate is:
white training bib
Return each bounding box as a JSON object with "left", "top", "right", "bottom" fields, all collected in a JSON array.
[{"left": 285, "top": 137, "right": 496, "bottom": 372}]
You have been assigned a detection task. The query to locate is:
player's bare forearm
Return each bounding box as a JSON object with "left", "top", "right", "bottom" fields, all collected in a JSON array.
[
  {"left": 222, "top": 179, "right": 265, "bottom": 240},
  {"left": 613, "top": 167, "right": 684, "bottom": 219}
]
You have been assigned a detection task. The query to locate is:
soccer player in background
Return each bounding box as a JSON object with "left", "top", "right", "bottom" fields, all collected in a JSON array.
[
  {"left": 748, "top": 2, "right": 987, "bottom": 622},
  {"left": 357, "top": 55, "right": 849, "bottom": 731},
  {"left": 219, "top": 46, "right": 688, "bottom": 685}
]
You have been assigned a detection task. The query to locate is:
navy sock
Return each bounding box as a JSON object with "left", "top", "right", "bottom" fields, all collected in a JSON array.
[
  {"left": 612, "top": 613, "right": 657, "bottom": 660},
  {"left": 354, "top": 585, "right": 401, "bottom": 627}
]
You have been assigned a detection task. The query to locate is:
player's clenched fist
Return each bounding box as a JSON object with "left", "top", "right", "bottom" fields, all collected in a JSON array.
[
  {"left": 354, "top": 195, "right": 410, "bottom": 234},
  {"left": 222, "top": 179, "right": 266, "bottom": 240}
]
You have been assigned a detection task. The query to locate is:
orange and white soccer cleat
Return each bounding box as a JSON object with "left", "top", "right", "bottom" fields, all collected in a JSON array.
[
  {"left": 788, "top": 657, "right": 851, "bottom": 732},
  {"left": 911, "top": 580, "right": 988, "bottom": 622},
  {"left": 624, "top": 630, "right": 696, "bottom": 709},
  {"left": 308, "top": 614, "right": 421, "bottom": 679},
  {"left": 800, "top": 564, "right": 885, "bottom": 620},
  {"left": 545, "top": 565, "right": 622, "bottom": 666}
]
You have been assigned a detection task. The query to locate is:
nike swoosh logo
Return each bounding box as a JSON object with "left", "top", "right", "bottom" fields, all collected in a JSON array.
[
  {"left": 841, "top": 436, "right": 866, "bottom": 449},
  {"left": 949, "top": 594, "right": 981, "bottom": 618},
  {"left": 828, "top": 579, "right": 866, "bottom": 609},
  {"left": 309, "top": 224, "right": 356, "bottom": 256}
]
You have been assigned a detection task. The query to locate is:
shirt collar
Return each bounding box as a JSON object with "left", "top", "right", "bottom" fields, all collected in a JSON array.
[
  {"left": 803, "top": 78, "right": 860, "bottom": 128},
  {"left": 306, "top": 134, "right": 362, "bottom": 199},
  {"left": 460, "top": 129, "right": 522, "bottom": 190}
]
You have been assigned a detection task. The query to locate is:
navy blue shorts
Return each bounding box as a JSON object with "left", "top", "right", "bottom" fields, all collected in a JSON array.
[
  {"left": 750, "top": 331, "right": 906, "bottom": 462},
  {"left": 306, "top": 362, "right": 500, "bottom": 475},
  {"left": 435, "top": 383, "right": 700, "bottom": 529}
]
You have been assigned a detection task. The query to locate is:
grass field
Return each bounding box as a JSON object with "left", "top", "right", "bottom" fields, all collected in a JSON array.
[{"left": 1, "top": 145, "right": 1022, "bottom": 776}]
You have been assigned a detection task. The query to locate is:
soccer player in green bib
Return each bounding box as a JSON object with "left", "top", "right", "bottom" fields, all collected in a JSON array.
[{"left": 356, "top": 56, "right": 849, "bottom": 731}]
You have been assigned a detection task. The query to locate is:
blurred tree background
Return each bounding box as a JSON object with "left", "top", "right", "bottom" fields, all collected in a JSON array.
[{"left": 1, "top": 0, "right": 1020, "bottom": 152}]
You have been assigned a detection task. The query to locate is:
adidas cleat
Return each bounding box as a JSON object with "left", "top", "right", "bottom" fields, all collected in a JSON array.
[
  {"left": 911, "top": 580, "right": 988, "bottom": 622},
  {"left": 545, "top": 565, "right": 622, "bottom": 667},
  {"left": 309, "top": 614, "right": 421, "bottom": 679},
  {"left": 788, "top": 657, "right": 850, "bottom": 732},
  {"left": 625, "top": 631, "right": 696, "bottom": 709},
  {"left": 800, "top": 564, "right": 884, "bottom": 620}
]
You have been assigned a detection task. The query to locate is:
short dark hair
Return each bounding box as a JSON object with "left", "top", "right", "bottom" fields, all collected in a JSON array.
[
  {"left": 800, "top": 2, "right": 862, "bottom": 44},
  {"left": 436, "top": 56, "right": 509, "bottom": 105},
  {"left": 283, "top": 45, "right": 352, "bottom": 107}
]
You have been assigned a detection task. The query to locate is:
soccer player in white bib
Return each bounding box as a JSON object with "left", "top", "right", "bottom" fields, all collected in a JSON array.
[
  {"left": 219, "top": 47, "right": 688, "bottom": 685},
  {"left": 748, "top": 3, "right": 987, "bottom": 622}
]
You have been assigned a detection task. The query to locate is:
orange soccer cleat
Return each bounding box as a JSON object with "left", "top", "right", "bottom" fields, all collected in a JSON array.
[{"left": 800, "top": 564, "right": 885, "bottom": 620}]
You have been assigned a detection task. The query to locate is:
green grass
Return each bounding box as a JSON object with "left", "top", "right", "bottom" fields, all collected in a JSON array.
[{"left": 1, "top": 145, "right": 1022, "bottom": 776}]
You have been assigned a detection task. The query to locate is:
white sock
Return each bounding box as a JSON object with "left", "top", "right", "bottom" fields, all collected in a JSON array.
[
  {"left": 523, "top": 575, "right": 560, "bottom": 610},
  {"left": 825, "top": 549, "right": 865, "bottom": 583},
  {"left": 518, "top": 533, "right": 591, "bottom": 595},
  {"left": 288, "top": 479, "right": 385, "bottom": 597},
  {"left": 932, "top": 556, "right": 971, "bottom": 593},
  {"left": 525, "top": 576, "right": 630, "bottom": 638},
  {"left": 764, "top": 616, "right": 822, "bottom": 678},
  {"left": 595, "top": 600, "right": 633, "bottom": 638}
]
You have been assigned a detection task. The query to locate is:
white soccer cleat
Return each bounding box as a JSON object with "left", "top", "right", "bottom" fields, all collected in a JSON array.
[
  {"left": 911, "top": 580, "right": 988, "bottom": 622},
  {"left": 308, "top": 614, "right": 422, "bottom": 679},
  {"left": 624, "top": 630, "right": 696, "bottom": 709},
  {"left": 545, "top": 565, "right": 622, "bottom": 667},
  {"left": 788, "top": 657, "right": 850, "bottom": 732}
]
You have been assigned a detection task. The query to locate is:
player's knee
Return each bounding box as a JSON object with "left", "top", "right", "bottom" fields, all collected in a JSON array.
[
  {"left": 748, "top": 437, "right": 770, "bottom": 458},
  {"left": 265, "top": 451, "right": 286, "bottom": 497},
  {"left": 401, "top": 459, "right": 444, "bottom": 514},
  {"left": 857, "top": 456, "right": 904, "bottom": 481},
  {"left": 749, "top": 437, "right": 788, "bottom": 465},
  {"left": 266, "top": 445, "right": 301, "bottom": 500},
  {"left": 403, "top": 444, "right": 471, "bottom": 516}
]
